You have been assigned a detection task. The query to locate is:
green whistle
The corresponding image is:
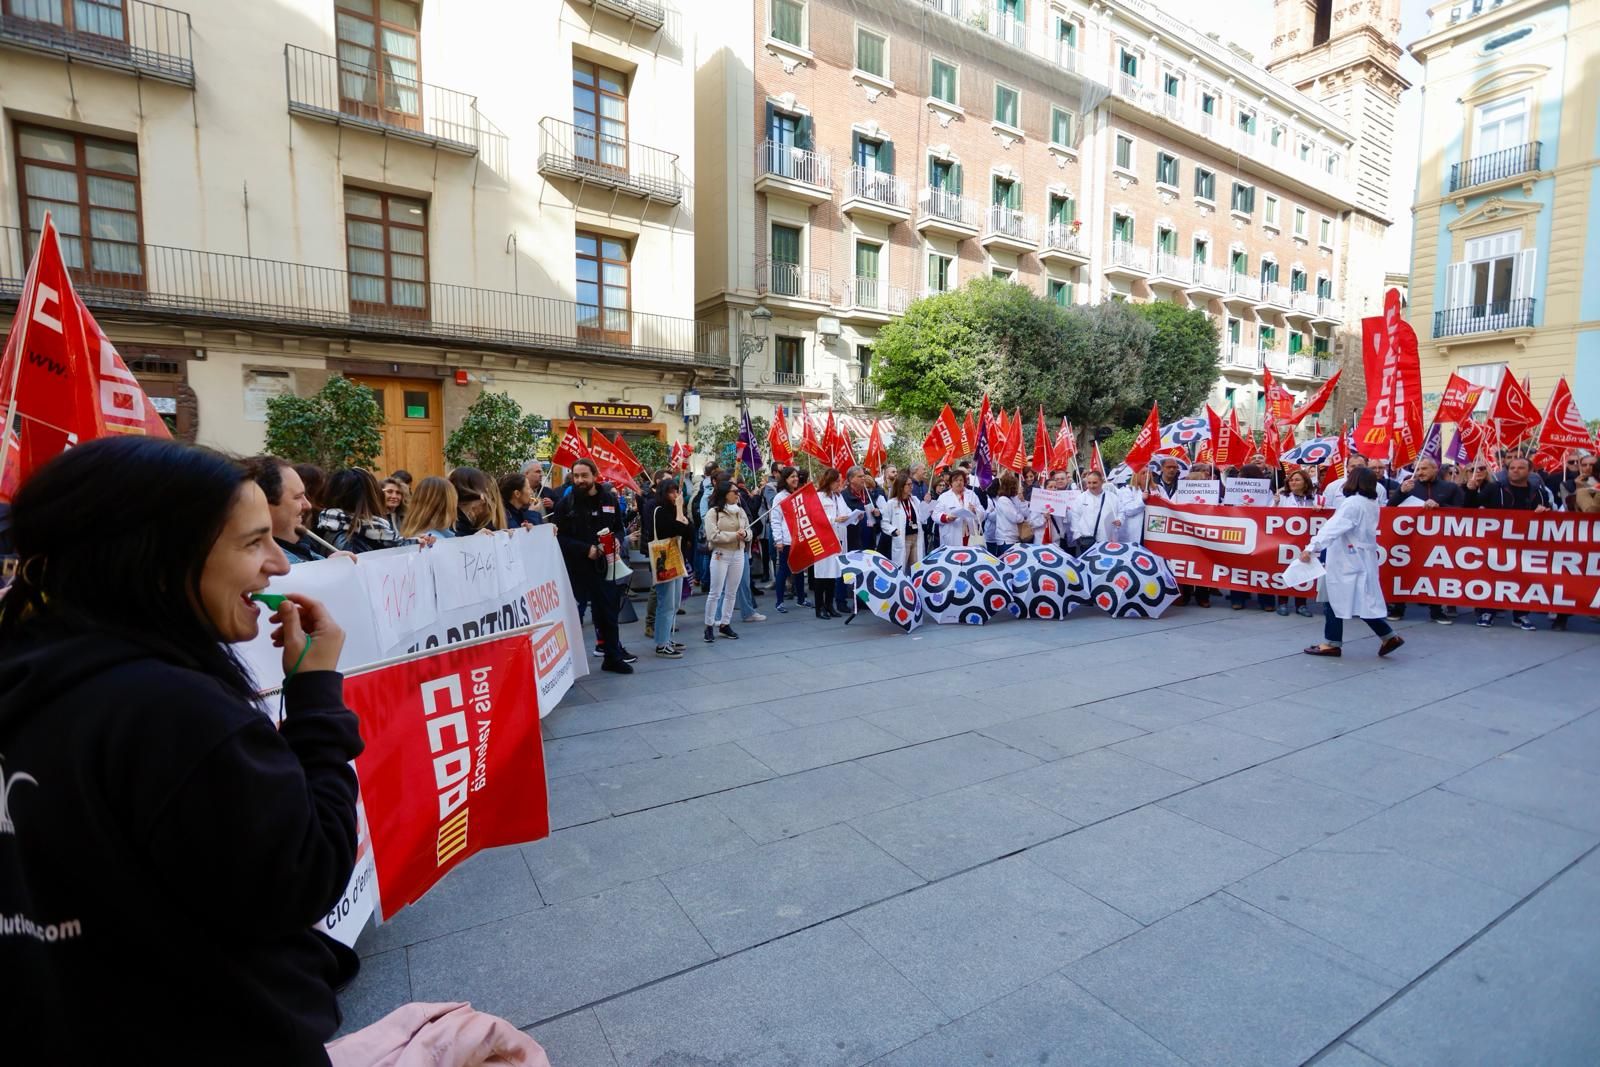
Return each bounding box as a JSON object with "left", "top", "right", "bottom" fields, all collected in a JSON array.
[{"left": 251, "top": 593, "right": 288, "bottom": 610}]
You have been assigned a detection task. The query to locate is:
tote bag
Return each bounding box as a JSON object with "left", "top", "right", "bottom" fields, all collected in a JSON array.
[{"left": 650, "top": 536, "right": 688, "bottom": 585}]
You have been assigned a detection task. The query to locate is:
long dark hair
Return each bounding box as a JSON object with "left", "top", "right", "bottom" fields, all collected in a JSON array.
[
  {"left": 293, "top": 463, "right": 327, "bottom": 509},
  {"left": 1349, "top": 468, "right": 1380, "bottom": 500},
  {"left": 0, "top": 437, "right": 260, "bottom": 699},
  {"left": 326, "top": 467, "right": 383, "bottom": 523}
]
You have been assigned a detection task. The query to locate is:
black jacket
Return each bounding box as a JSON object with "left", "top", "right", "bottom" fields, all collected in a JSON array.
[
  {"left": 1467, "top": 481, "right": 1547, "bottom": 510},
  {"left": 1388, "top": 479, "right": 1465, "bottom": 508},
  {"left": 0, "top": 620, "right": 363, "bottom": 1065},
  {"left": 554, "top": 485, "right": 623, "bottom": 581},
  {"left": 276, "top": 534, "right": 328, "bottom": 565},
  {"left": 504, "top": 503, "right": 545, "bottom": 529},
  {"left": 842, "top": 485, "right": 883, "bottom": 552}
]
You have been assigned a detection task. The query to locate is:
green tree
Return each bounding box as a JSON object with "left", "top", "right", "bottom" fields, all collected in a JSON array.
[
  {"left": 264, "top": 375, "right": 383, "bottom": 470},
  {"left": 1099, "top": 426, "right": 1139, "bottom": 467},
  {"left": 1060, "top": 301, "right": 1154, "bottom": 441},
  {"left": 883, "top": 414, "right": 931, "bottom": 473},
  {"left": 693, "top": 413, "right": 771, "bottom": 478},
  {"left": 870, "top": 281, "right": 1007, "bottom": 418},
  {"left": 628, "top": 435, "right": 669, "bottom": 475},
  {"left": 443, "top": 391, "right": 544, "bottom": 476},
  {"left": 1130, "top": 302, "right": 1221, "bottom": 422}
]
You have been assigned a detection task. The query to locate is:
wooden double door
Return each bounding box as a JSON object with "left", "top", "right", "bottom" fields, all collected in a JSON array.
[{"left": 355, "top": 375, "right": 443, "bottom": 478}]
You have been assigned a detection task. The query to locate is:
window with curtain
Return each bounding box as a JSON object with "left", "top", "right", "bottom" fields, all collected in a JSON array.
[
  {"left": 1258, "top": 326, "right": 1277, "bottom": 351},
  {"left": 856, "top": 27, "right": 886, "bottom": 78},
  {"left": 336, "top": 0, "right": 420, "bottom": 126},
  {"left": 1293, "top": 206, "right": 1308, "bottom": 237},
  {"left": 1231, "top": 249, "right": 1247, "bottom": 275},
  {"left": 994, "top": 83, "right": 1019, "bottom": 127},
  {"left": 1056, "top": 18, "right": 1076, "bottom": 47},
  {"left": 770, "top": 0, "right": 804, "bottom": 46},
  {"left": 575, "top": 230, "right": 630, "bottom": 341},
  {"left": 1237, "top": 109, "right": 1256, "bottom": 134},
  {"left": 1194, "top": 167, "right": 1215, "bottom": 200},
  {"left": 1259, "top": 259, "right": 1279, "bottom": 284},
  {"left": 770, "top": 223, "right": 801, "bottom": 295},
  {"left": 573, "top": 60, "right": 629, "bottom": 171},
  {"left": 1201, "top": 93, "right": 1216, "bottom": 115},
  {"left": 1316, "top": 275, "right": 1332, "bottom": 299},
  {"left": 17, "top": 123, "right": 142, "bottom": 280},
  {"left": 1156, "top": 152, "right": 1178, "bottom": 186},
  {"left": 7, "top": 0, "right": 125, "bottom": 37},
  {"left": 930, "top": 58, "right": 957, "bottom": 105},
  {"left": 774, "top": 336, "right": 804, "bottom": 376},
  {"left": 1164, "top": 73, "right": 1179, "bottom": 97},
  {"left": 1193, "top": 238, "right": 1209, "bottom": 265},
  {"left": 1048, "top": 194, "right": 1075, "bottom": 226},
  {"left": 346, "top": 187, "right": 428, "bottom": 314},
  {"left": 855, "top": 241, "right": 881, "bottom": 280},
  {"left": 1051, "top": 108, "right": 1072, "bottom": 146},
  {"left": 1115, "top": 134, "right": 1132, "bottom": 170}
]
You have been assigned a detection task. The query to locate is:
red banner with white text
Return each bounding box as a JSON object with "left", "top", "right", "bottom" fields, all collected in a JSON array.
[
  {"left": 342, "top": 631, "right": 548, "bottom": 919},
  {"left": 1142, "top": 502, "right": 1600, "bottom": 615}
]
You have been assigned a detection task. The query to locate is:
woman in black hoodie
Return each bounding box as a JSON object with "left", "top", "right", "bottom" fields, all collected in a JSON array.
[{"left": 0, "top": 436, "right": 361, "bottom": 1065}]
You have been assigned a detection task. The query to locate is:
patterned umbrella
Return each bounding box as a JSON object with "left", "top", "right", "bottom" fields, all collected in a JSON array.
[
  {"left": 1079, "top": 541, "right": 1181, "bottom": 619},
  {"left": 910, "top": 546, "right": 1016, "bottom": 625},
  {"left": 1281, "top": 437, "right": 1340, "bottom": 465},
  {"left": 1159, "top": 416, "right": 1211, "bottom": 449},
  {"left": 839, "top": 550, "right": 923, "bottom": 633},
  {"left": 999, "top": 543, "right": 1092, "bottom": 620},
  {"left": 1107, "top": 454, "right": 1190, "bottom": 486}
]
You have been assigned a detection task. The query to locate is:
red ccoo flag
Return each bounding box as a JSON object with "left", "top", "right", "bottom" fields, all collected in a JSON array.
[
  {"left": 769, "top": 405, "right": 794, "bottom": 466},
  {"left": 960, "top": 409, "right": 977, "bottom": 459},
  {"left": 1030, "top": 407, "right": 1051, "bottom": 473},
  {"left": 1124, "top": 402, "right": 1161, "bottom": 471},
  {"left": 1532, "top": 377, "right": 1596, "bottom": 472},
  {"left": 781, "top": 482, "right": 843, "bottom": 571},
  {"left": 587, "top": 429, "right": 634, "bottom": 485},
  {"left": 1052, "top": 417, "right": 1076, "bottom": 467},
  {"left": 550, "top": 419, "right": 592, "bottom": 469},
  {"left": 0, "top": 213, "right": 170, "bottom": 501},
  {"left": 611, "top": 432, "right": 644, "bottom": 480},
  {"left": 669, "top": 441, "right": 692, "bottom": 472},
  {"left": 800, "top": 400, "right": 830, "bottom": 466},
  {"left": 1263, "top": 416, "right": 1283, "bottom": 469},
  {"left": 923, "top": 403, "right": 961, "bottom": 467},
  {"left": 1433, "top": 372, "right": 1479, "bottom": 426},
  {"left": 830, "top": 414, "right": 858, "bottom": 472},
  {"left": 862, "top": 419, "right": 886, "bottom": 475},
  {"left": 1004, "top": 409, "right": 1028, "bottom": 471},
  {"left": 1287, "top": 369, "right": 1341, "bottom": 427},
  {"left": 1489, "top": 365, "right": 1540, "bottom": 448},
  {"left": 1088, "top": 440, "right": 1105, "bottom": 475}
]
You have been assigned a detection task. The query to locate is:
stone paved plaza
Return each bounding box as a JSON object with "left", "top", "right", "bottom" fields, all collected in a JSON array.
[{"left": 338, "top": 598, "right": 1600, "bottom": 1066}]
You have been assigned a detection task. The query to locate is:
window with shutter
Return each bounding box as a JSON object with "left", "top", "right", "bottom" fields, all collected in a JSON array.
[
  {"left": 931, "top": 58, "right": 958, "bottom": 104},
  {"left": 995, "top": 83, "right": 1019, "bottom": 127},
  {"left": 1051, "top": 108, "right": 1072, "bottom": 146}
]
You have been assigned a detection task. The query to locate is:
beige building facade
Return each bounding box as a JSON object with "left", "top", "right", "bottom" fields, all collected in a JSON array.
[
  {"left": 695, "top": 0, "right": 1399, "bottom": 432},
  {"left": 0, "top": 0, "right": 714, "bottom": 475}
]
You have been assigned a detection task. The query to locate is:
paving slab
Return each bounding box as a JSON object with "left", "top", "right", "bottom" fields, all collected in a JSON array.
[
  {"left": 585, "top": 742, "right": 775, "bottom": 815},
  {"left": 1066, "top": 893, "right": 1399, "bottom": 1067},
  {"left": 849, "top": 783, "right": 1075, "bottom": 880},
  {"left": 332, "top": 947, "right": 410, "bottom": 1037},
  {"left": 976, "top": 705, "right": 1145, "bottom": 761},
  {"left": 863, "top": 696, "right": 1041, "bottom": 744},
  {"left": 521, "top": 797, "right": 754, "bottom": 904},
  {"left": 593, "top": 920, "right": 947, "bottom": 1067},
  {"left": 1439, "top": 752, "right": 1600, "bottom": 833},
  {"left": 1027, "top": 805, "right": 1277, "bottom": 925},
  {"left": 1504, "top": 710, "right": 1600, "bottom": 775},
  {"left": 868, "top": 971, "right": 1189, "bottom": 1067},
  {"left": 1206, "top": 695, "right": 1402, "bottom": 748},
  {"left": 734, "top": 716, "right": 908, "bottom": 774},
  {"left": 1231, "top": 846, "right": 1518, "bottom": 979},
  {"left": 1111, "top": 720, "right": 1291, "bottom": 782},
  {"left": 855, "top": 732, "right": 1042, "bottom": 796},
  {"left": 1085, "top": 686, "right": 1234, "bottom": 731},
  {"left": 709, "top": 761, "right": 915, "bottom": 843},
  {"left": 660, "top": 823, "right": 923, "bottom": 954},
  {"left": 997, "top": 748, "right": 1198, "bottom": 825},
  {"left": 1159, "top": 766, "right": 1386, "bottom": 856},
  {"left": 632, "top": 704, "right": 792, "bottom": 756},
  {"left": 359, "top": 846, "right": 543, "bottom": 956},
  {"left": 525, "top": 1010, "right": 617, "bottom": 1067},
  {"left": 846, "top": 854, "right": 1140, "bottom": 1018},
  {"left": 1346, "top": 851, "right": 1600, "bottom": 1067},
  {"left": 546, "top": 772, "right": 610, "bottom": 831},
  {"left": 1350, "top": 708, "right": 1538, "bottom": 769},
  {"left": 1269, "top": 734, "right": 1460, "bottom": 804},
  {"left": 406, "top": 879, "right": 714, "bottom": 1029},
  {"left": 541, "top": 728, "right": 659, "bottom": 778}
]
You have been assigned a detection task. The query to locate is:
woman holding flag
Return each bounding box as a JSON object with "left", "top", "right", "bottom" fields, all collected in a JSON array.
[{"left": 811, "top": 467, "right": 854, "bottom": 619}]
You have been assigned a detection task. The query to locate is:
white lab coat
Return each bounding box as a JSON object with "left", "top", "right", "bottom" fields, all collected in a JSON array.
[
  {"left": 771, "top": 489, "right": 793, "bottom": 545},
  {"left": 1068, "top": 488, "right": 1125, "bottom": 546},
  {"left": 1118, "top": 486, "right": 1146, "bottom": 543},
  {"left": 880, "top": 495, "right": 921, "bottom": 569},
  {"left": 1307, "top": 494, "right": 1387, "bottom": 619},
  {"left": 991, "top": 495, "right": 1030, "bottom": 545},
  {"left": 933, "top": 488, "right": 987, "bottom": 547},
  {"left": 813, "top": 491, "right": 852, "bottom": 578}
]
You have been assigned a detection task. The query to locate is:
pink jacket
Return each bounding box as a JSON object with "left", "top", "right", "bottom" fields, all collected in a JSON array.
[{"left": 326, "top": 1002, "right": 551, "bottom": 1067}]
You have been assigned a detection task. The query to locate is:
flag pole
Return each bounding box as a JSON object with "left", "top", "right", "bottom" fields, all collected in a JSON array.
[{"left": 0, "top": 215, "right": 48, "bottom": 495}]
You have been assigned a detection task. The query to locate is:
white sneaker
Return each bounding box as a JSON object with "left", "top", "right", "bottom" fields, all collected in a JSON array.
[{"left": 742, "top": 612, "right": 768, "bottom": 622}]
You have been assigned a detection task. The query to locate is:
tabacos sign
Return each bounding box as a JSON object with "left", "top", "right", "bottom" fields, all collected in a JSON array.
[{"left": 570, "top": 401, "right": 653, "bottom": 422}]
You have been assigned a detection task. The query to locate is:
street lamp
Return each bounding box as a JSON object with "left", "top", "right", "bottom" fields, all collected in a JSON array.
[{"left": 737, "top": 304, "right": 772, "bottom": 421}]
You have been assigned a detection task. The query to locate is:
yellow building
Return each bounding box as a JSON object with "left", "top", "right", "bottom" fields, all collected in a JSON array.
[{"left": 1407, "top": 0, "right": 1600, "bottom": 423}]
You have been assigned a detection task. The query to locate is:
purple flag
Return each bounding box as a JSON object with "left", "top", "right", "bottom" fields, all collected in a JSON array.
[
  {"left": 736, "top": 409, "right": 763, "bottom": 472},
  {"left": 973, "top": 420, "right": 994, "bottom": 489},
  {"left": 1445, "top": 426, "right": 1467, "bottom": 464},
  {"left": 1419, "top": 422, "right": 1443, "bottom": 464}
]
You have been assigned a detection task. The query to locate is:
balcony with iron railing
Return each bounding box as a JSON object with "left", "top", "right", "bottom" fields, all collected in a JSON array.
[
  {"left": 285, "top": 44, "right": 507, "bottom": 161},
  {"left": 1433, "top": 298, "right": 1537, "bottom": 339},
  {"left": 1150, "top": 252, "right": 1192, "bottom": 286},
  {"left": 1106, "top": 240, "right": 1151, "bottom": 277},
  {"left": 1225, "top": 272, "right": 1263, "bottom": 303},
  {"left": 754, "top": 259, "right": 831, "bottom": 306},
  {"left": 0, "top": 0, "right": 193, "bottom": 84},
  {"left": 1449, "top": 141, "right": 1541, "bottom": 194},
  {"left": 1114, "top": 72, "right": 1143, "bottom": 101},
  {"left": 569, "top": 0, "right": 667, "bottom": 30},
  {"left": 1186, "top": 264, "right": 1228, "bottom": 296},
  {"left": 1261, "top": 283, "right": 1293, "bottom": 309},
  {"left": 1039, "top": 224, "right": 1089, "bottom": 266},
  {"left": 0, "top": 227, "right": 726, "bottom": 368},
  {"left": 855, "top": 380, "right": 879, "bottom": 407},
  {"left": 922, "top": 0, "right": 1098, "bottom": 83},
  {"left": 841, "top": 276, "right": 910, "bottom": 318},
  {"left": 774, "top": 370, "right": 809, "bottom": 387},
  {"left": 1287, "top": 289, "right": 1319, "bottom": 317},
  {"left": 1315, "top": 296, "right": 1344, "bottom": 322},
  {"left": 755, "top": 140, "right": 833, "bottom": 203},
  {"left": 1286, "top": 354, "right": 1315, "bottom": 377},
  {"left": 916, "top": 187, "right": 982, "bottom": 236},
  {"left": 981, "top": 205, "right": 1038, "bottom": 252},
  {"left": 1262, "top": 348, "right": 1288, "bottom": 374},
  {"left": 1314, "top": 356, "right": 1337, "bottom": 378},
  {"left": 1219, "top": 343, "right": 1260, "bottom": 370},
  {"left": 537, "top": 116, "right": 682, "bottom": 205},
  {"left": 975, "top": 4, "right": 1030, "bottom": 49},
  {"left": 842, "top": 166, "right": 910, "bottom": 221}
]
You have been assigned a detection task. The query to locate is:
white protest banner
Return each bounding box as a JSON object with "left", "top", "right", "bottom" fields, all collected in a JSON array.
[
  {"left": 1029, "top": 488, "right": 1078, "bottom": 520},
  {"left": 1172, "top": 480, "right": 1222, "bottom": 505},
  {"left": 319, "top": 798, "right": 376, "bottom": 948},
  {"left": 360, "top": 549, "right": 436, "bottom": 655},
  {"left": 1222, "top": 478, "right": 1273, "bottom": 507},
  {"left": 529, "top": 618, "right": 576, "bottom": 713},
  {"left": 430, "top": 533, "right": 501, "bottom": 612}
]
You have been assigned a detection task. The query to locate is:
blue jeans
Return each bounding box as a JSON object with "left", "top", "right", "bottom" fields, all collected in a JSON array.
[
  {"left": 652, "top": 577, "right": 682, "bottom": 648},
  {"left": 1323, "top": 601, "right": 1394, "bottom": 646},
  {"left": 775, "top": 545, "right": 807, "bottom": 604}
]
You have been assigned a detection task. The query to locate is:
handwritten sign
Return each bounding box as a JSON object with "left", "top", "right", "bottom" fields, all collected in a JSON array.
[
  {"left": 430, "top": 536, "right": 501, "bottom": 612},
  {"left": 1223, "top": 477, "right": 1273, "bottom": 507},
  {"left": 1172, "top": 480, "right": 1222, "bottom": 505},
  {"left": 361, "top": 550, "right": 435, "bottom": 653},
  {"left": 1029, "top": 488, "right": 1079, "bottom": 519}
]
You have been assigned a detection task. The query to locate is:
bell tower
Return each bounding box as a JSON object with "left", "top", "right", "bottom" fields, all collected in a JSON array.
[{"left": 1267, "top": 0, "right": 1409, "bottom": 427}]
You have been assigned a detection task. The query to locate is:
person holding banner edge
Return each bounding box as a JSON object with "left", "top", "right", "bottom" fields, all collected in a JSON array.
[
  {"left": 0, "top": 436, "right": 364, "bottom": 1065},
  {"left": 1300, "top": 468, "right": 1404, "bottom": 658}
]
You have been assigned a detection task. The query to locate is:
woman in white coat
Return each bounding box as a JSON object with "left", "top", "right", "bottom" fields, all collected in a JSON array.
[
  {"left": 933, "top": 469, "right": 987, "bottom": 549},
  {"left": 770, "top": 466, "right": 810, "bottom": 612},
  {"left": 1119, "top": 468, "right": 1150, "bottom": 544},
  {"left": 880, "top": 471, "right": 922, "bottom": 569},
  {"left": 810, "top": 467, "right": 854, "bottom": 620},
  {"left": 1299, "top": 468, "right": 1403, "bottom": 658},
  {"left": 1067, "top": 471, "right": 1125, "bottom": 553}
]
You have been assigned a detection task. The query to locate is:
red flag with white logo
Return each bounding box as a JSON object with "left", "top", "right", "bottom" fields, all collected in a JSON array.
[
  {"left": 1287, "top": 369, "right": 1342, "bottom": 427},
  {"left": 343, "top": 631, "right": 548, "bottom": 919},
  {"left": 1052, "top": 417, "right": 1076, "bottom": 467},
  {"left": 1532, "top": 377, "right": 1595, "bottom": 472},
  {"left": 0, "top": 213, "right": 170, "bottom": 502},
  {"left": 769, "top": 405, "right": 794, "bottom": 466},
  {"left": 1124, "top": 402, "right": 1161, "bottom": 471},
  {"left": 1434, "top": 372, "right": 1478, "bottom": 426},
  {"left": 1030, "top": 407, "right": 1051, "bottom": 473},
  {"left": 862, "top": 419, "right": 886, "bottom": 475},
  {"left": 1489, "top": 365, "right": 1541, "bottom": 448},
  {"left": 550, "top": 419, "right": 591, "bottom": 470},
  {"left": 923, "top": 403, "right": 960, "bottom": 467},
  {"left": 1088, "top": 441, "right": 1104, "bottom": 475},
  {"left": 780, "top": 482, "right": 843, "bottom": 571}
]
